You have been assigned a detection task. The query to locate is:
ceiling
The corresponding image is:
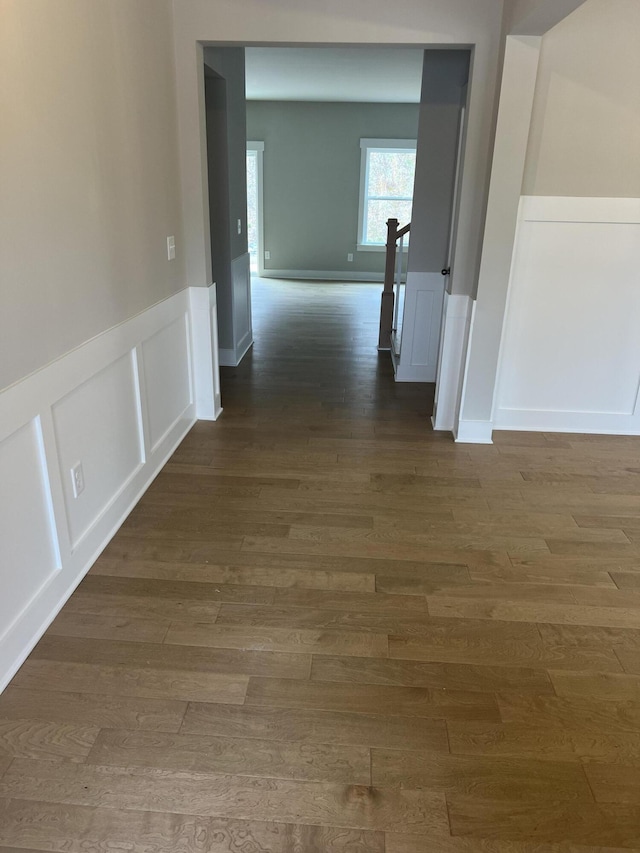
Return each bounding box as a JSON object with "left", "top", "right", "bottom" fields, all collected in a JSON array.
[{"left": 244, "top": 47, "right": 424, "bottom": 103}]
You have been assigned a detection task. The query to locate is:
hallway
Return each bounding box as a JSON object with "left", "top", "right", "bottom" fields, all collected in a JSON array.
[
  {"left": 1, "top": 279, "right": 640, "bottom": 850},
  {"left": 220, "top": 278, "right": 434, "bottom": 418}
]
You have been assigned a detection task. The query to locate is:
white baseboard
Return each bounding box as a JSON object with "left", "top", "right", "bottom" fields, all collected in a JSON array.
[
  {"left": 236, "top": 330, "right": 253, "bottom": 361},
  {"left": 219, "top": 337, "right": 254, "bottom": 368},
  {"left": 219, "top": 348, "right": 235, "bottom": 367},
  {"left": 455, "top": 419, "right": 494, "bottom": 444},
  {"left": 493, "top": 410, "right": 640, "bottom": 436},
  {"left": 261, "top": 269, "right": 392, "bottom": 283},
  {"left": 432, "top": 294, "right": 473, "bottom": 431},
  {"left": 0, "top": 287, "right": 214, "bottom": 693},
  {"left": 394, "top": 366, "right": 430, "bottom": 382}
]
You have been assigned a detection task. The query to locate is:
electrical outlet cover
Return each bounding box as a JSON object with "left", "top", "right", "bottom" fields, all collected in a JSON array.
[{"left": 71, "top": 462, "right": 84, "bottom": 498}]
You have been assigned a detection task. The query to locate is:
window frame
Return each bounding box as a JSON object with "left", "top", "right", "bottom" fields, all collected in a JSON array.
[{"left": 357, "top": 138, "right": 417, "bottom": 253}]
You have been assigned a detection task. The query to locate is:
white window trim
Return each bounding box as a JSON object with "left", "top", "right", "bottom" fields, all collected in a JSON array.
[
  {"left": 247, "top": 141, "right": 265, "bottom": 275},
  {"left": 357, "top": 138, "right": 416, "bottom": 252}
]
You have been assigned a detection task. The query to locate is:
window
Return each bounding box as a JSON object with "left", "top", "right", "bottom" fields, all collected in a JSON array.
[
  {"left": 357, "top": 139, "right": 416, "bottom": 250},
  {"left": 246, "top": 141, "right": 264, "bottom": 273}
]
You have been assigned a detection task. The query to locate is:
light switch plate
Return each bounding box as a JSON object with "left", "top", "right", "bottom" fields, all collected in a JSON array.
[{"left": 167, "top": 236, "right": 176, "bottom": 261}]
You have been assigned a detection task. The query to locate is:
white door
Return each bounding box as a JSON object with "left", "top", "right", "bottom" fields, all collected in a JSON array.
[
  {"left": 394, "top": 272, "right": 446, "bottom": 382},
  {"left": 395, "top": 106, "right": 466, "bottom": 383}
]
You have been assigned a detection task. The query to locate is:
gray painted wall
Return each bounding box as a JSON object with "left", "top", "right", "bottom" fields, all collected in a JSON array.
[
  {"left": 203, "top": 47, "right": 248, "bottom": 350},
  {"left": 1, "top": 0, "right": 184, "bottom": 392},
  {"left": 204, "top": 70, "right": 231, "bottom": 329},
  {"left": 408, "top": 51, "right": 470, "bottom": 283},
  {"left": 246, "top": 101, "right": 419, "bottom": 277}
]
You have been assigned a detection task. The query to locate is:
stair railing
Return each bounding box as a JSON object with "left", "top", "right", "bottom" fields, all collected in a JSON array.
[{"left": 378, "top": 218, "right": 411, "bottom": 351}]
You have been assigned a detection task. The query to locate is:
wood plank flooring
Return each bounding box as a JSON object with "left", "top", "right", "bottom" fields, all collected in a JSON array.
[{"left": 2, "top": 278, "right": 640, "bottom": 851}]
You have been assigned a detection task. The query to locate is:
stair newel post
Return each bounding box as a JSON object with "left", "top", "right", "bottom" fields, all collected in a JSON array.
[{"left": 378, "top": 217, "right": 398, "bottom": 351}]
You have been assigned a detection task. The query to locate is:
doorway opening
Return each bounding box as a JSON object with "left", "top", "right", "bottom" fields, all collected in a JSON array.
[{"left": 202, "top": 45, "right": 470, "bottom": 412}]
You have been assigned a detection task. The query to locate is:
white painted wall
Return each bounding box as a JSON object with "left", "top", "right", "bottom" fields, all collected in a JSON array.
[
  {"left": 0, "top": 0, "right": 185, "bottom": 392},
  {"left": 0, "top": 0, "right": 227, "bottom": 693},
  {"left": 189, "top": 285, "right": 223, "bottom": 419},
  {"left": 219, "top": 253, "right": 254, "bottom": 367},
  {"left": 456, "top": 35, "right": 542, "bottom": 439},
  {"left": 463, "top": 0, "right": 640, "bottom": 440},
  {"left": 432, "top": 294, "right": 473, "bottom": 431},
  {"left": 507, "top": 0, "right": 587, "bottom": 34},
  {"left": 52, "top": 353, "right": 145, "bottom": 549},
  {"left": 494, "top": 197, "right": 640, "bottom": 433},
  {"left": 0, "top": 291, "right": 199, "bottom": 693},
  {"left": 523, "top": 0, "right": 640, "bottom": 198}
]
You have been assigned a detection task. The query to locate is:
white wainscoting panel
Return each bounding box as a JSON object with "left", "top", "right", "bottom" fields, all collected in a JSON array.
[
  {"left": 219, "top": 253, "right": 254, "bottom": 367},
  {"left": 0, "top": 418, "right": 61, "bottom": 644},
  {"left": 432, "top": 293, "right": 473, "bottom": 432},
  {"left": 52, "top": 353, "right": 143, "bottom": 548},
  {"left": 395, "top": 272, "right": 445, "bottom": 383},
  {"left": 189, "top": 284, "right": 222, "bottom": 420},
  {"left": 233, "top": 252, "right": 253, "bottom": 363},
  {"left": 141, "top": 316, "right": 192, "bottom": 451},
  {"left": 0, "top": 288, "right": 202, "bottom": 693},
  {"left": 494, "top": 196, "right": 640, "bottom": 435}
]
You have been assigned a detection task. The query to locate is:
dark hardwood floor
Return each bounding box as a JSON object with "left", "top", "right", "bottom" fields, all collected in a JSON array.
[
  {"left": 220, "top": 277, "right": 434, "bottom": 419},
  {"left": 1, "top": 277, "right": 640, "bottom": 851}
]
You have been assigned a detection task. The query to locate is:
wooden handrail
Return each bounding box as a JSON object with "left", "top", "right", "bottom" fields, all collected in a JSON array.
[{"left": 378, "top": 218, "right": 411, "bottom": 351}]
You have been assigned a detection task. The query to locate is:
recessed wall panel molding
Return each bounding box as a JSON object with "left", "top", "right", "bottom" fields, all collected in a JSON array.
[
  {"left": 52, "top": 352, "right": 143, "bottom": 549},
  {"left": 233, "top": 252, "right": 253, "bottom": 365},
  {"left": 494, "top": 196, "right": 640, "bottom": 434},
  {"left": 141, "top": 313, "right": 193, "bottom": 452},
  {"left": 0, "top": 418, "right": 60, "bottom": 643},
  {"left": 0, "top": 288, "right": 201, "bottom": 693},
  {"left": 219, "top": 253, "right": 253, "bottom": 368},
  {"left": 394, "top": 272, "right": 445, "bottom": 383}
]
